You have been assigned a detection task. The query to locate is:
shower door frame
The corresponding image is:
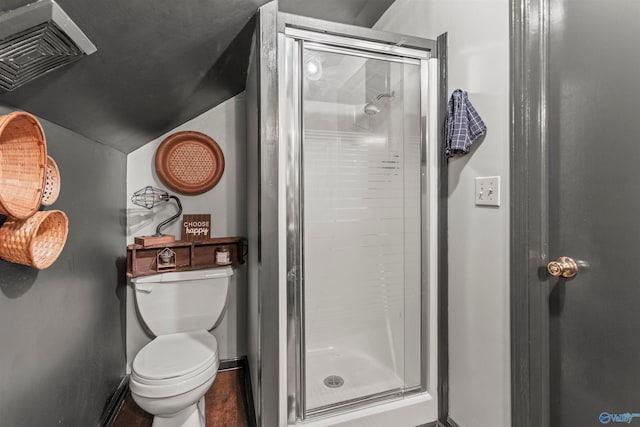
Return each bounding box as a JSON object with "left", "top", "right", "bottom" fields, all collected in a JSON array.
[{"left": 278, "top": 14, "right": 442, "bottom": 424}]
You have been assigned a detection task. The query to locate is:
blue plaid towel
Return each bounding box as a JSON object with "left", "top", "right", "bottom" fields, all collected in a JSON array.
[{"left": 446, "top": 89, "right": 486, "bottom": 158}]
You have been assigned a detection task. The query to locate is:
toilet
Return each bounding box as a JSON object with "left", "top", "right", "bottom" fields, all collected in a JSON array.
[{"left": 129, "top": 267, "right": 233, "bottom": 427}]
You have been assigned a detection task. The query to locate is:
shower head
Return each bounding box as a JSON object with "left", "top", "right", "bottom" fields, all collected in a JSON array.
[
  {"left": 364, "top": 102, "right": 381, "bottom": 115},
  {"left": 363, "top": 91, "right": 394, "bottom": 115}
]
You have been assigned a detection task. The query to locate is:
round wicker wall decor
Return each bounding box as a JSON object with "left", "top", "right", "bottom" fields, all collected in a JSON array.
[
  {"left": 0, "top": 111, "right": 47, "bottom": 219},
  {"left": 155, "top": 131, "right": 225, "bottom": 195}
]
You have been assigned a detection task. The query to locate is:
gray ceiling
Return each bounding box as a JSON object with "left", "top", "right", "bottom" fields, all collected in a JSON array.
[
  {"left": 280, "top": 0, "right": 393, "bottom": 27},
  {"left": 0, "top": 0, "right": 395, "bottom": 154}
]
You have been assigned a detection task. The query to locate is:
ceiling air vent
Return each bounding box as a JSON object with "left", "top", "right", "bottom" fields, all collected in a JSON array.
[{"left": 0, "top": 0, "right": 96, "bottom": 92}]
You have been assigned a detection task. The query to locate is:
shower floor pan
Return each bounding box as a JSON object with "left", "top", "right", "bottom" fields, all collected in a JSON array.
[{"left": 305, "top": 346, "right": 404, "bottom": 411}]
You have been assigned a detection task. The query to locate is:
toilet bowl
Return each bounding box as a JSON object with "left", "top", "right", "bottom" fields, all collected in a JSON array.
[
  {"left": 130, "top": 268, "right": 233, "bottom": 427},
  {"left": 131, "top": 331, "right": 220, "bottom": 427}
]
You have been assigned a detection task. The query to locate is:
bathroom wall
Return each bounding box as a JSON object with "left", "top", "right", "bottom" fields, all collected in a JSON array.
[
  {"left": 0, "top": 106, "right": 126, "bottom": 425},
  {"left": 376, "top": 1, "right": 511, "bottom": 427},
  {"left": 126, "top": 93, "right": 248, "bottom": 367}
]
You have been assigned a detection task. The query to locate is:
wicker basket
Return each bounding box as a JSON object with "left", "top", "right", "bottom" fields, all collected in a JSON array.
[
  {"left": 0, "top": 112, "right": 47, "bottom": 219},
  {"left": 0, "top": 210, "right": 68, "bottom": 269},
  {"left": 41, "top": 155, "right": 61, "bottom": 206}
]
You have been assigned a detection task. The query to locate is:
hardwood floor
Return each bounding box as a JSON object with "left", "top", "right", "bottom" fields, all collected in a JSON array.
[
  {"left": 112, "top": 367, "right": 252, "bottom": 427},
  {"left": 111, "top": 391, "right": 152, "bottom": 427},
  {"left": 206, "top": 368, "right": 249, "bottom": 427}
]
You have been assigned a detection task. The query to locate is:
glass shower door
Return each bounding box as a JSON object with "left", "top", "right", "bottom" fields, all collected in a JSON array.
[{"left": 299, "top": 43, "right": 423, "bottom": 415}]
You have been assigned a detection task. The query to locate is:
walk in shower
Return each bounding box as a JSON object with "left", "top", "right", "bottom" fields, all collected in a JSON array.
[{"left": 247, "top": 5, "right": 443, "bottom": 426}]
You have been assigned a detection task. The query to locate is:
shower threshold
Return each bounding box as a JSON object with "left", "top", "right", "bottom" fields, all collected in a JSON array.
[{"left": 293, "top": 392, "right": 436, "bottom": 427}]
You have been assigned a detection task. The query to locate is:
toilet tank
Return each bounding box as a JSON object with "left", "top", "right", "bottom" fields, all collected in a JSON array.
[{"left": 131, "top": 267, "right": 233, "bottom": 336}]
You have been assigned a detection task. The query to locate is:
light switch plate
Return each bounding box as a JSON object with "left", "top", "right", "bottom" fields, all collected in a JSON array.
[{"left": 475, "top": 176, "right": 500, "bottom": 206}]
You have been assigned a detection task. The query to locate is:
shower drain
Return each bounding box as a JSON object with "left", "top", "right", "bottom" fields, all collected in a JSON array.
[{"left": 324, "top": 375, "right": 344, "bottom": 388}]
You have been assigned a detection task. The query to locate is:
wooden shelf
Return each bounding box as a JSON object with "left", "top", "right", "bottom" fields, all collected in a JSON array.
[{"left": 126, "top": 236, "right": 245, "bottom": 278}]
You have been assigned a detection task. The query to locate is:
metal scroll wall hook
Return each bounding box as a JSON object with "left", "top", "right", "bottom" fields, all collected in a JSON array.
[{"left": 154, "top": 195, "right": 182, "bottom": 236}]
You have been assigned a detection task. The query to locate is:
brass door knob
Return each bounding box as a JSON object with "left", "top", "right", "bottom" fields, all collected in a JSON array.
[{"left": 547, "top": 256, "right": 578, "bottom": 278}]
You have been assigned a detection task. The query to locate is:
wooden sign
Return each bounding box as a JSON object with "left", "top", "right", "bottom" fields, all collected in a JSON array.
[{"left": 182, "top": 214, "right": 211, "bottom": 241}]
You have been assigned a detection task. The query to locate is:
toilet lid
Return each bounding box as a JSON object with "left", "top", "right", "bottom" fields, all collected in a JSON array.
[{"left": 133, "top": 331, "right": 218, "bottom": 381}]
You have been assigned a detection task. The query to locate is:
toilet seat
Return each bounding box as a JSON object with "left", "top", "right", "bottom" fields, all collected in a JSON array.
[
  {"left": 133, "top": 331, "right": 218, "bottom": 380},
  {"left": 131, "top": 331, "right": 219, "bottom": 399}
]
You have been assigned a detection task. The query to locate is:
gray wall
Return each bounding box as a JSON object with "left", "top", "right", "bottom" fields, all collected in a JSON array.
[{"left": 0, "top": 105, "right": 127, "bottom": 426}]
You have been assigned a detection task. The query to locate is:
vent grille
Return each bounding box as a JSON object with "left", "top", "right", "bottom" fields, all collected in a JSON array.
[
  {"left": 0, "top": 21, "right": 84, "bottom": 92},
  {"left": 0, "top": 0, "right": 96, "bottom": 92}
]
